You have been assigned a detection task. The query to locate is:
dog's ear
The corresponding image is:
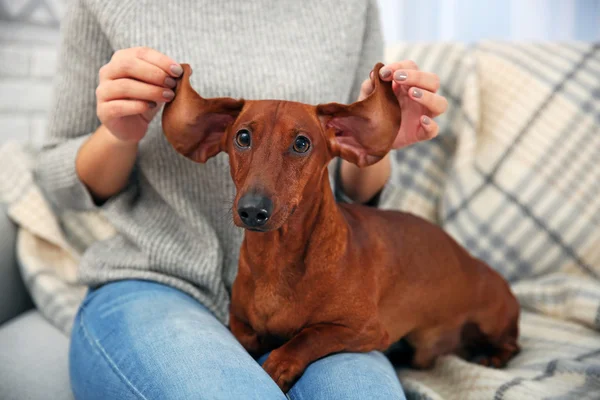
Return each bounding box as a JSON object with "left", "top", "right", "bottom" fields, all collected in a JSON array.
[
  {"left": 316, "top": 62, "right": 401, "bottom": 167},
  {"left": 162, "top": 64, "right": 245, "bottom": 163}
]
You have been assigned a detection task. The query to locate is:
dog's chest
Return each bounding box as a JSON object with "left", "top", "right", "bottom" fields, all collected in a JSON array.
[{"left": 249, "top": 281, "right": 308, "bottom": 340}]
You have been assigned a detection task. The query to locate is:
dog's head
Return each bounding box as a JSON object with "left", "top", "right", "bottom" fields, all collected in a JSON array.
[{"left": 162, "top": 63, "right": 401, "bottom": 232}]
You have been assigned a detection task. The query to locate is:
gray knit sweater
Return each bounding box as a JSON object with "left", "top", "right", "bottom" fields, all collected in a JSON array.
[{"left": 34, "top": 0, "right": 383, "bottom": 325}]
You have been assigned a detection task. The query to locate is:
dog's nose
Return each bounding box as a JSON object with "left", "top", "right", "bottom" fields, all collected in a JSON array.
[{"left": 237, "top": 194, "right": 273, "bottom": 228}]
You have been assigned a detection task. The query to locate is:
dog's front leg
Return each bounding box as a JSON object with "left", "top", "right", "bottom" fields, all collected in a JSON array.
[
  {"left": 262, "top": 322, "right": 385, "bottom": 392},
  {"left": 229, "top": 312, "right": 267, "bottom": 357}
]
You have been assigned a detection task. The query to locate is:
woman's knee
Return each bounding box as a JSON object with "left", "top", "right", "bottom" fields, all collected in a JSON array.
[
  {"left": 69, "top": 280, "right": 197, "bottom": 399},
  {"left": 288, "top": 351, "right": 406, "bottom": 400},
  {"left": 69, "top": 306, "right": 142, "bottom": 400},
  {"left": 69, "top": 279, "right": 286, "bottom": 400}
]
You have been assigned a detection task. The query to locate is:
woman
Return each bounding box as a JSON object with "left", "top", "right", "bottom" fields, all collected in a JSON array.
[{"left": 36, "top": 0, "right": 447, "bottom": 398}]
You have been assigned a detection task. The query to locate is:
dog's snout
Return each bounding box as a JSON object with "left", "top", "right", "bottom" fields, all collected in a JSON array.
[{"left": 237, "top": 194, "right": 273, "bottom": 228}]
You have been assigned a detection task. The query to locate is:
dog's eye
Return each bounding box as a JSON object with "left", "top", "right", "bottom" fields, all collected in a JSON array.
[
  {"left": 235, "top": 129, "right": 251, "bottom": 148},
  {"left": 292, "top": 135, "right": 310, "bottom": 153}
]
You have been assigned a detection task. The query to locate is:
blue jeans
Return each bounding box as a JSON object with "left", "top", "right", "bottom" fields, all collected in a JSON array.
[{"left": 69, "top": 280, "right": 406, "bottom": 400}]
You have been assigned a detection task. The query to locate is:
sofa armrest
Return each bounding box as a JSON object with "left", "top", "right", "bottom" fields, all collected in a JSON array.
[{"left": 0, "top": 205, "right": 33, "bottom": 325}]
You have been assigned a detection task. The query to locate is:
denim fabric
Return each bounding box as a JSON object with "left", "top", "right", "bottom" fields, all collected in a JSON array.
[{"left": 69, "top": 280, "right": 405, "bottom": 400}]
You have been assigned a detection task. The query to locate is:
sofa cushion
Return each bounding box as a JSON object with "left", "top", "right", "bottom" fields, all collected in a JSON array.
[
  {"left": 0, "top": 310, "right": 73, "bottom": 400},
  {"left": 0, "top": 203, "right": 33, "bottom": 325}
]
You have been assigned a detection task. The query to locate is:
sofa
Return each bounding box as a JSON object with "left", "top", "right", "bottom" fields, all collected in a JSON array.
[
  {"left": 2, "top": 39, "right": 600, "bottom": 400},
  {"left": 0, "top": 2, "right": 75, "bottom": 397},
  {"left": 0, "top": 205, "right": 74, "bottom": 400}
]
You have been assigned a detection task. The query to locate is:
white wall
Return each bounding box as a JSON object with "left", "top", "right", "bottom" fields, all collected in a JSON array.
[
  {"left": 0, "top": 0, "right": 63, "bottom": 146},
  {"left": 376, "top": 0, "right": 600, "bottom": 44}
]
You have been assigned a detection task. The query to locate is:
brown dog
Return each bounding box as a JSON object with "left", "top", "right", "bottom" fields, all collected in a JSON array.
[{"left": 162, "top": 62, "right": 521, "bottom": 393}]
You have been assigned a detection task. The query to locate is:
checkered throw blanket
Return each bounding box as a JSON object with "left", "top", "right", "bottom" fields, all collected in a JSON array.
[
  {"left": 0, "top": 41, "right": 598, "bottom": 399},
  {"left": 378, "top": 41, "right": 600, "bottom": 399},
  {"left": 0, "top": 143, "right": 116, "bottom": 334}
]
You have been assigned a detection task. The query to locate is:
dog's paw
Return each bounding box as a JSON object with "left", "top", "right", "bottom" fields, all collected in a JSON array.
[
  {"left": 262, "top": 351, "right": 305, "bottom": 393},
  {"left": 474, "top": 342, "right": 520, "bottom": 368},
  {"left": 475, "top": 355, "right": 505, "bottom": 368}
]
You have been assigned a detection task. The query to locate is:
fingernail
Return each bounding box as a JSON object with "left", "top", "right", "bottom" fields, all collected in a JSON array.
[
  {"left": 163, "top": 90, "right": 174, "bottom": 100},
  {"left": 379, "top": 68, "right": 392, "bottom": 79},
  {"left": 412, "top": 88, "right": 423, "bottom": 98},
  {"left": 170, "top": 64, "right": 183, "bottom": 76},
  {"left": 422, "top": 116, "right": 431, "bottom": 125},
  {"left": 148, "top": 101, "right": 157, "bottom": 109},
  {"left": 394, "top": 71, "right": 408, "bottom": 81},
  {"left": 164, "top": 76, "right": 176, "bottom": 88}
]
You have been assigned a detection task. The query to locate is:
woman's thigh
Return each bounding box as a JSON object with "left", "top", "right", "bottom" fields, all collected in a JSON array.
[
  {"left": 258, "top": 351, "right": 406, "bottom": 400},
  {"left": 69, "top": 279, "right": 286, "bottom": 400}
]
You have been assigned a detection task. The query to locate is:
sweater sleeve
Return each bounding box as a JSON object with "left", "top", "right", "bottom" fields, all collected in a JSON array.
[
  {"left": 33, "top": 0, "right": 114, "bottom": 212},
  {"left": 333, "top": 0, "right": 388, "bottom": 206},
  {"left": 347, "top": 0, "right": 385, "bottom": 105}
]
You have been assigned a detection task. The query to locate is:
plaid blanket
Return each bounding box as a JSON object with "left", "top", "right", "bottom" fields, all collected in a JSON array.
[
  {"left": 0, "top": 143, "right": 115, "bottom": 334},
  {"left": 379, "top": 41, "right": 600, "bottom": 399},
  {"left": 0, "top": 40, "right": 598, "bottom": 399}
]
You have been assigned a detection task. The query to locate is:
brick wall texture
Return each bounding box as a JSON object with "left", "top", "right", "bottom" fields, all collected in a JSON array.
[{"left": 0, "top": 0, "right": 65, "bottom": 146}]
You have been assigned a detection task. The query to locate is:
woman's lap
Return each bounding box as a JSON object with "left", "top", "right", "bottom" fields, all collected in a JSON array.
[{"left": 69, "top": 280, "right": 405, "bottom": 400}]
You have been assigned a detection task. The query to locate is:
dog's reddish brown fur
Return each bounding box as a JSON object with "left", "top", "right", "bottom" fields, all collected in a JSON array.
[{"left": 162, "top": 63, "right": 521, "bottom": 393}]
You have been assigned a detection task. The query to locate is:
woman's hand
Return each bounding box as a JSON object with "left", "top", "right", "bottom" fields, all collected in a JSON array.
[
  {"left": 339, "top": 61, "right": 448, "bottom": 204},
  {"left": 96, "top": 46, "right": 183, "bottom": 144},
  {"left": 77, "top": 47, "right": 183, "bottom": 203},
  {"left": 359, "top": 60, "right": 448, "bottom": 148}
]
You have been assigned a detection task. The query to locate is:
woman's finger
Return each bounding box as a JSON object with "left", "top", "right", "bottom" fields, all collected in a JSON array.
[
  {"left": 392, "top": 116, "right": 439, "bottom": 149},
  {"left": 358, "top": 78, "right": 374, "bottom": 101},
  {"left": 133, "top": 46, "right": 183, "bottom": 77},
  {"left": 100, "top": 57, "right": 177, "bottom": 89},
  {"left": 111, "top": 47, "right": 182, "bottom": 77},
  {"left": 391, "top": 70, "right": 440, "bottom": 93},
  {"left": 408, "top": 87, "right": 448, "bottom": 116},
  {"left": 419, "top": 116, "right": 439, "bottom": 140},
  {"left": 97, "top": 99, "right": 156, "bottom": 121},
  {"left": 379, "top": 60, "right": 419, "bottom": 81},
  {"left": 96, "top": 78, "right": 175, "bottom": 103}
]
